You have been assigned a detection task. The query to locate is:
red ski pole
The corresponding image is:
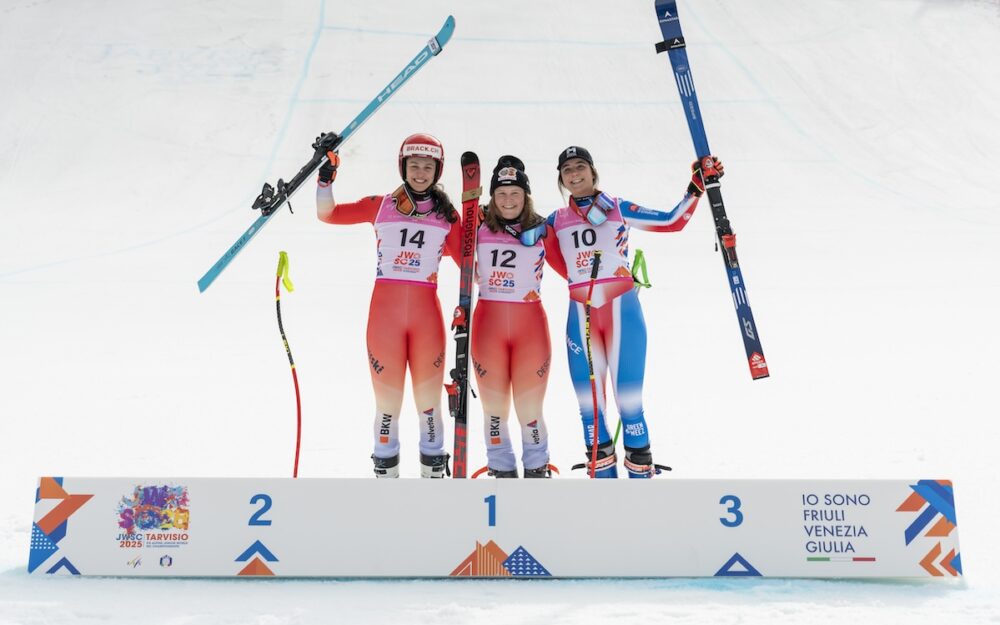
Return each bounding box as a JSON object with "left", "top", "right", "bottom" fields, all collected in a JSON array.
[
  {"left": 275, "top": 251, "right": 302, "bottom": 477},
  {"left": 584, "top": 251, "right": 603, "bottom": 479}
]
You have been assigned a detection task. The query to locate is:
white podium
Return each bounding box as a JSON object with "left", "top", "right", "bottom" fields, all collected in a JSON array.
[{"left": 29, "top": 476, "right": 961, "bottom": 578}]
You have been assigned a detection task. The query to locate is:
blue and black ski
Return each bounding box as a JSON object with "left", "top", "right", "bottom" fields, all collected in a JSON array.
[
  {"left": 653, "top": 0, "right": 769, "bottom": 380},
  {"left": 197, "top": 16, "right": 456, "bottom": 293}
]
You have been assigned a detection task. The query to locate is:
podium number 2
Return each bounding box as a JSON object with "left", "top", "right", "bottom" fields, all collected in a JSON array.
[
  {"left": 719, "top": 495, "right": 743, "bottom": 527},
  {"left": 484, "top": 495, "right": 496, "bottom": 527},
  {"left": 249, "top": 494, "right": 273, "bottom": 526}
]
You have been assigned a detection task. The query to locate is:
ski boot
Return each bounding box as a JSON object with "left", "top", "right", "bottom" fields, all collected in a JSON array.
[
  {"left": 623, "top": 446, "right": 672, "bottom": 479},
  {"left": 420, "top": 452, "right": 451, "bottom": 478},
  {"left": 372, "top": 454, "right": 400, "bottom": 478},
  {"left": 572, "top": 441, "right": 618, "bottom": 478},
  {"left": 487, "top": 468, "right": 519, "bottom": 478},
  {"left": 523, "top": 465, "right": 552, "bottom": 478}
]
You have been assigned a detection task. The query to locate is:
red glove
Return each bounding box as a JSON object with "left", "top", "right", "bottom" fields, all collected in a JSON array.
[{"left": 687, "top": 156, "right": 724, "bottom": 197}]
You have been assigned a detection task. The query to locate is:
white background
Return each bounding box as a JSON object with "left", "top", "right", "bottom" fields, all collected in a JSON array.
[{"left": 1, "top": 0, "right": 998, "bottom": 623}]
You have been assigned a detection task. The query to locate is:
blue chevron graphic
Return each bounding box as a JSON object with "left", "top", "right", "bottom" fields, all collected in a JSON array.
[
  {"left": 45, "top": 557, "right": 80, "bottom": 575},
  {"left": 950, "top": 552, "right": 963, "bottom": 575},
  {"left": 715, "top": 552, "right": 762, "bottom": 577},
  {"left": 236, "top": 540, "right": 278, "bottom": 562},
  {"left": 913, "top": 481, "right": 957, "bottom": 523},
  {"left": 903, "top": 481, "right": 958, "bottom": 545},
  {"left": 904, "top": 505, "right": 939, "bottom": 545}
]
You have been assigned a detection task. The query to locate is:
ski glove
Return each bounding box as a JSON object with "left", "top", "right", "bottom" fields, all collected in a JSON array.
[
  {"left": 687, "top": 156, "right": 724, "bottom": 197},
  {"left": 317, "top": 151, "right": 340, "bottom": 185},
  {"left": 313, "top": 132, "right": 341, "bottom": 185}
]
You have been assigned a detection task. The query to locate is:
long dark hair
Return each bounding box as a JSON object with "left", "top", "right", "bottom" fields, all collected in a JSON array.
[{"left": 483, "top": 194, "right": 543, "bottom": 233}]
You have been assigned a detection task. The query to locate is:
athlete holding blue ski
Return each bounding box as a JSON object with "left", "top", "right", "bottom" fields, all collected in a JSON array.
[{"left": 546, "top": 146, "right": 722, "bottom": 478}]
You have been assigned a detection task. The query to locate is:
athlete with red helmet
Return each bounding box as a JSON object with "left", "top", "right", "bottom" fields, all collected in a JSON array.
[{"left": 314, "top": 132, "right": 462, "bottom": 478}]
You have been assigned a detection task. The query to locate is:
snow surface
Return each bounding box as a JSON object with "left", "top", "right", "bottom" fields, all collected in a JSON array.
[{"left": 2, "top": 0, "right": 1000, "bottom": 622}]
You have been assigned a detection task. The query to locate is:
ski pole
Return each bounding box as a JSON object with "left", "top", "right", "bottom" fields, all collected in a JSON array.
[
  {"left": 585, "top": 251, "right": 603, "bottom": 479},
  {"left": 275, "top": 252, "right": 302, "bottom": 478}
]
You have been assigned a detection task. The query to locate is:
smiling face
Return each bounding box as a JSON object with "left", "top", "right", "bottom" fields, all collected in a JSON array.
[
  {"left": 492, "top": 186, "right": 525, "bottom": 221},
  {"left": 405, "top": 156, "right": 438, "bottom": 193},
  {"left": 559, "top": 158, "right": 596, "bottom": 197}
]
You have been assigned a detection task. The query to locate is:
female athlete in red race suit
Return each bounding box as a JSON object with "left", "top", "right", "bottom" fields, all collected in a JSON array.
[
  {"left": 314, "top": 132, "right": 462, "bottom": 478},
  {"left": 470, "top": 156, "right": 566, "bottom": 478}
]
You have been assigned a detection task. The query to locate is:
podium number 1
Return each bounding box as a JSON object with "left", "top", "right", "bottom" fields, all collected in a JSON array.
[
  {"left": 719, "top": 495, "right": 743, "bottom": 527},
  {"left": 484, "top": 495, "right": 496, "bottom": 527}
]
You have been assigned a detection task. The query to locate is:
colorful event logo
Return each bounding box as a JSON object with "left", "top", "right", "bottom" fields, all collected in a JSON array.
[{"left": 116, "top": 484, "right": 190, "bottom": 549}]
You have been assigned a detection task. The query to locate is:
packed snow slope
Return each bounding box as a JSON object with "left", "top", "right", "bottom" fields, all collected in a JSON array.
[{"left": 1, "top": 0, "right": 999, "bottom": 623}]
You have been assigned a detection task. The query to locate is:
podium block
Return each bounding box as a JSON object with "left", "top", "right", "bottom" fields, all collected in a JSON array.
[{"left": 29, "top": 477, "right": 961, "bottom": 578}]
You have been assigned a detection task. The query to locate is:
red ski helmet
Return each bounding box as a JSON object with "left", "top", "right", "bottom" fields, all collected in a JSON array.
[{"left": 398, "top": 133, "right": 444, "bottom": 184}]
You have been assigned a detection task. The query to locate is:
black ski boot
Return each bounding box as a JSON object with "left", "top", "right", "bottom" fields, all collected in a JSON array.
[
  {"left": 487, "top": 468, "right": 519, "bottom": 478},
  {"left": 372, "top": 454, "right": 400, "bottom": 478},
  {"left": 420, "top": 452, "right": 451, "bottom": 478},
  {"left": 571, "top": 441, "right": 618, "bottom": 478},
  {"left": 623, "top": 445, "right": 672, "bottom": 478},
  {"left": 523, "top": 465, "right": 552, "bottom": 478}
]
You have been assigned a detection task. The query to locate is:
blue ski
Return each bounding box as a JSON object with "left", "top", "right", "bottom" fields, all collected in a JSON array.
[
  {"left": 197, "top": 16, "right": 456, "bottom": 293},
  {"left": 653, "top": 0, "right": 769, "bottom": 380}
]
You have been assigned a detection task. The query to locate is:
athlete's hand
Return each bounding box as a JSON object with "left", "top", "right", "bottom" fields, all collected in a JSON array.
[
  {"left": 687, "top": 156, "right": 724, "bottom": 197},
  {"left": 318, "top": 151, "right": 340, "bottom": 185}
]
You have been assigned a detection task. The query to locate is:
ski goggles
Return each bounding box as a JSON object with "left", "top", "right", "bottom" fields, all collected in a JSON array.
[
  {"left": 573, "top": 193, "right": 615, "bottom": 226},
  {"left": 501, "top": 221, "right": 547, "bottom": 246},
  {"left": 393, "top": 185, "right": 435, "bottom": 218}
]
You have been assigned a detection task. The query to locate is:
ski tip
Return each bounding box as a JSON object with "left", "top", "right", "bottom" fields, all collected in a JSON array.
[
  {"left": 460, "top": 151, "right": 479, "bottom": 166},
  {"left": 437, "top": 15, "right": 456, "bottom": 46}
]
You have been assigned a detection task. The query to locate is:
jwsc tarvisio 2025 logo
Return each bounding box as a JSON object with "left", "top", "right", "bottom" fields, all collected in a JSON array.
[{"left": 116, "top": 484, "right": 190, "bottom": 549}]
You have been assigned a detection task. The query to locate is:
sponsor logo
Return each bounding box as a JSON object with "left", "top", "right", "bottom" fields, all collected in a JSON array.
[
  {"left": 566, "top": 336, "right": 583, "bottom": 355},
  {"left": 369, "top": 351, "right": 385, "bottom": 375},
  {"left": 434, "top": 351, "right": 444, "bottom": 368},
  {"left": 526, "top": 420, "right": 541, "bottom": 445},
  {"left": 536, "top": 357, "right": 550, "bottom": 379},
  {"left": 425, "top": 409, "right": 436, "bottom": 443},
  {"left": 496, "top": 167, "right": 518, "bottom": 182},
  {"left": 126, "top": 555, "right": 142, "bottom": 569},
  {"left": 489, "top": 416, "right": 502, "bottom": 445},
  {"left": 624, "top": 422, "right": 646, "bottom": 437},
  {"left": 159, "top": 555, "right": 173, "bottom": 568},
  {"left": 379, "top": 414, "right": 392, "bottom": 444},
  {"left": 401, "top": 143, "right": 443, "bottom": 160},
  {"left": 378, "top": 50, "right": 431, "bottom": 103},
  {"left": 474, "top": 359, "right": 487, "bottom": 378}
]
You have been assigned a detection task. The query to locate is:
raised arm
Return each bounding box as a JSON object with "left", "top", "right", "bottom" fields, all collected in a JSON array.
[{"left": 624, "top": 156, "right": 723, "bottom": 233}]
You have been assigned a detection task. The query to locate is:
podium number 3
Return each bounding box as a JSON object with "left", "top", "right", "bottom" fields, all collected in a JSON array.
[
  {"left": 719, "top": 495, "right": 743, "bottom": 527},
  {"left": 249, "top": 494, "right": 273, "bottom": 526}
]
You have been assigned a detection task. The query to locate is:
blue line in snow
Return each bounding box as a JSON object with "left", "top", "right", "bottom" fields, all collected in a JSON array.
[{"left": 0, "top": 0, "right": 329, "bottom": 280}]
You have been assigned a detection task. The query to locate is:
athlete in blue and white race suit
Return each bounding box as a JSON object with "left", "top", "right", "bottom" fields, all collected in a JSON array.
[{"left": 545, "top": 145, "right": 722, "bottom": 478}]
